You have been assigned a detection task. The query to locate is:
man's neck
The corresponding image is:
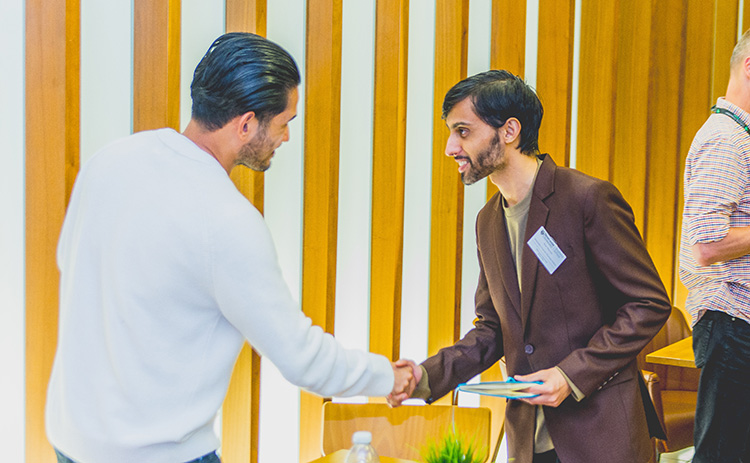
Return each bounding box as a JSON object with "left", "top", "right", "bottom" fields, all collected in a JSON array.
[
  {"left": 182, "top": 119, "right": 236, "bottom": 175},
  {"left": 725, "top": 75, "right": 750, "bottom": 115},
  {"left": 489, "top": 152, "right": 539, "bottom": 207}
]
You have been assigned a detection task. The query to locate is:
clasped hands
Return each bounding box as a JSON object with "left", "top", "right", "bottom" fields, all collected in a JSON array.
[{"left": 387, "top": 359, "right": 422, "bottom": 407}]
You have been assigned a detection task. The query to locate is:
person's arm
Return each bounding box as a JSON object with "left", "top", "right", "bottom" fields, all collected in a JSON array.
[
  {"left": 555, "top": 180, "right": 672, "bottom": 397},
  {"left": 212, "top": 205, "right": 409, "bottom": 398},
  {"left": 692, "top": 226, "right": 750, "bottom": 266},
  {"left": 419, "top": 242, "right": 505, "bottom": 402},
  {"left": 684, "top": 136, "right": 749, "bottom": 266}
]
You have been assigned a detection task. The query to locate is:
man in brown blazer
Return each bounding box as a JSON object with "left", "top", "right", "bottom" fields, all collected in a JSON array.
[{"left": 390, "top": 70, "right": 671, "bottom": 463}]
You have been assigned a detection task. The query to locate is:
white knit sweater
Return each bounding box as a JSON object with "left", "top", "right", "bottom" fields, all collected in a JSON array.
[{"left": 46, "top": 129, "right": 393, "bottom": 463}]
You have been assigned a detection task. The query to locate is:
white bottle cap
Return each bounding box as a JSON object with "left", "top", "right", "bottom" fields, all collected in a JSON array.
[{"left": 351, "top": 430, "right": 372, "bottom": 445}]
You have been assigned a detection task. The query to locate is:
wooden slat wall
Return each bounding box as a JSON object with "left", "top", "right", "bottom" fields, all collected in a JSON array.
[
  {"left": 25, "top": 0, "right": 80, "bottom": 461},
  {"left": 537, "top": 0, "right": 576, "bottom": 167},
  {"left": 611, "top": 0, "right": 652, "bottom": 233},
  {"left": 673, "top": 0, "right": 716, "bottom": 313},
  {"left": 576, "top": 0, "right": 618, "bottom": 181},
  {"left": 712, "top": 0, "right": 739, "bottom": 104},
  {"left": 133, "top": 0, "right": 181, "bottom": 132},
  {"left": 369, "top": 0, "right": 409, "bottom": 364},
  {"left": 299, "top": 0, "right": 343, "bottom": 460},
  {"left": 222, "top": 4, "right": 267, "bottom": 463},
  {"left": 427, "top": 0, "right": 469, "bottom": 407},
  {"left": 644, "top": 0, "right": 686, "bottom": 296}
]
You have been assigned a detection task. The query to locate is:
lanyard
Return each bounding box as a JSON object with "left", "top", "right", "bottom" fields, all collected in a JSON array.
[{"left": 710, "top": 105, "right": 750, "bottom": 136}]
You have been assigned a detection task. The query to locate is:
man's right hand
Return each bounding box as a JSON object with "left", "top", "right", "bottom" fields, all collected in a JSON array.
[{"left": 387, "top": 359, "right": 421, "bottom": 407}]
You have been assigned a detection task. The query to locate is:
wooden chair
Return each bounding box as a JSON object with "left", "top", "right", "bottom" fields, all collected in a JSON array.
[
  {"left": 321, "top": 402, "right": 492, "bottom": 462},
  {"left": 640, "top": 307, "right": 700, "bottom": 455}
]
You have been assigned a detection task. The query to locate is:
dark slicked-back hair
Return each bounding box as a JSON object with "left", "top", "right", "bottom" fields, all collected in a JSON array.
[
  {"left": 442, "top": 70, "right": 543, "bottom": 155},
  {"left": 190, "top": 33, "right": 301, "bottom": 131}
]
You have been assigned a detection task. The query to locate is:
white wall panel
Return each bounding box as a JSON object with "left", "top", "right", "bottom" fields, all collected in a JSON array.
[
  {"left": 80, "top": 0, "right": 133, "bottom": 164},
  {"left": 180, "top": 0, "right": 225, "bottom": 131},
  {"left": 0, "top": 0, "right": 25, "bottom": 461},
  {"left": 333, "top": 0, "right": 376, "bottom": 387},
  {"left": 262, "top": 1, "right": 307, "bottom": 461},
  {"left": 400, "top": 0, "right": 436, "bottom": 371}
]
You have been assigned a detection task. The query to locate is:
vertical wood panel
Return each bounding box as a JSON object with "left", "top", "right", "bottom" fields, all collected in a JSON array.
[
  {"left": 133, "top": 0, "right": 181, "bottom": 132},
  {"left": 576, "top": 0, "right": 618, "bottom": 181},
  {"left": 300, "top": 0, "right": 342, "bottom": 460},
  {"left": 645, "top": 0, "right": 686, "bottom": 296},
  {"left": 429, "top": 0, "right": 469, "bottom": 405},
  {"left": 25, "top": 0, "right": 80, "bottom": 461},
  {"left": 537, "top": 0, "right": 575, "bottom": 167},
  {"left": 711, "top": 0, "right": 738, "bottom": 103},
  {"left": 488, "top": 0, "right": 526, "bottom": 200},
  {"left": 673, "top": 0, "right": 715, "bottom": 312},
  {"left": 490, "top": 0, "right": 526, "bottom": 76},
  {"left": 370, "top": 0, "right": 409, "bottom": 363},
  {"left": 611, "top": 0, "right": 652, "bottom": 232},
  {"left": 222, "top": 5, "right": 267, "bottom": 463}
]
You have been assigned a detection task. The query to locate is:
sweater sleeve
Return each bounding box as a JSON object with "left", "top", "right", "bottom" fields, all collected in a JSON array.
[{"left": 209, "top": 204, "right": 393, "bottom": 398}]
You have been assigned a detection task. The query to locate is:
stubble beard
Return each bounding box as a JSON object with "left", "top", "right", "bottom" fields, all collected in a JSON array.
[
  {"left": 236, "top": 125, "right": 273, "bottom": 172},
  {"left": 461, "top": 132, "right": 504, "bottom": 185}
]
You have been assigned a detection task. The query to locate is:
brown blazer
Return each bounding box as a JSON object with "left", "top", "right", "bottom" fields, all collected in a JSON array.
[{"left": 422, "top": 154, "right": 670, "bottom": 463}]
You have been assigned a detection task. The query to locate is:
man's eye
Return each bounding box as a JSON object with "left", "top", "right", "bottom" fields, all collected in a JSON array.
[{"left": 458, "top": 128, "right": 468, "bottom": 137}]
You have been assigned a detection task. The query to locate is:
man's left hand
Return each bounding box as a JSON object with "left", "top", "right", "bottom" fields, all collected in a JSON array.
[{"left": 514, "top": 367, "right": 572, "bottom": 407}]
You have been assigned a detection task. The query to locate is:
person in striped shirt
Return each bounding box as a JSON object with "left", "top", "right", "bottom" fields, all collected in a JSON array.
[{"left": 679, "top": 29, "right": 750, "bottom": 463}]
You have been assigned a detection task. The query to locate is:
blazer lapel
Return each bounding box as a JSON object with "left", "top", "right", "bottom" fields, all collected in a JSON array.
[
  {"left": 520, "top": 155, "right": 555, "bottom": 331},
  {"left": 489, "top": 195, "right": 522, "bottom": 316}
]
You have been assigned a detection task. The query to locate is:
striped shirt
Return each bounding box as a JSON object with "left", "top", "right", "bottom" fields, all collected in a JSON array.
[{"left": 680, "top": 97, "right": 750, "bottom": 326}]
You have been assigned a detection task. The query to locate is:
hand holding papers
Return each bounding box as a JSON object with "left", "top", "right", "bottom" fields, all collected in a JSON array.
[{"left": 457, "top": 378, "right": 541, "bottom": 399}]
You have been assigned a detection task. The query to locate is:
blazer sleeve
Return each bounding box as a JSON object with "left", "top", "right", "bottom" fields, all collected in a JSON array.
[
  {"left": 556, "top": 180, "right": 671, "bottom": 396},
  {"left": 421, "top": 244, "right": 505, "bottom": 402}
]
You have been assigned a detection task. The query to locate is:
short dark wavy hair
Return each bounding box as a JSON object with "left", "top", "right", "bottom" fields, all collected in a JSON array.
[
  {"left": 190, "top": 33, "right": 301, "bottom": 131},
  {"left": 442, "top": 70, "right": 543, "bottom": 155}
]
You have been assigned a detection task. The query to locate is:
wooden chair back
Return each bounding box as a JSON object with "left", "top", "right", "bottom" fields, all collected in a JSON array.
[{"left": 321, "top": 402, "right": 492, "bottom": 462}]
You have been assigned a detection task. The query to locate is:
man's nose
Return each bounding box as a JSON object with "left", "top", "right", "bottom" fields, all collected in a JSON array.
[
  {"left": 445, "top": 134, "right": 460, "bottom": 157},
  {"left": 282, "top": 126, "right": 290, "bottom": 143}
]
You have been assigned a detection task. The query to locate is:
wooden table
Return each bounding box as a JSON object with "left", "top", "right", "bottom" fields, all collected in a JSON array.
[
  {"left": 308, "top": 449, "right": 418, "bottom": 463},
  {"left": 645, "top": 336, "right": 696, "bottom": 368}
]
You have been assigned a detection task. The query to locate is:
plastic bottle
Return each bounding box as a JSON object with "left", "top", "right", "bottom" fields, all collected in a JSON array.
[{"left": 344, "top": 430, "right": 379, "bottom": 463}]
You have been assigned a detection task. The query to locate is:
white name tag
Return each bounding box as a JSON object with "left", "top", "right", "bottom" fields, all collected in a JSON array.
[{"left": 527, "top": 226, "right": 567, "bottom": 274}]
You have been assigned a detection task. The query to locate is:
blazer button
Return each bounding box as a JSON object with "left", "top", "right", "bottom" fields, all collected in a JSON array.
[{"left": 524, "top": 344, "right": 534, "bottom": 354}]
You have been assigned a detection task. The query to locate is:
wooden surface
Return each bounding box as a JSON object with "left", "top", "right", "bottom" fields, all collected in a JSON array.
[
  {"left": 133, "top": 0, "right": 181, "bottom": 132},
  {"left": 428, "top": 0, "right": 468, "bottom": 406},
  {"left": 711, "top": 0, "right": 738, "bottom": 104},
  {"left": 645, "top": 337, "right": 696, "bottom": 369},
  {"left": 576, "top": 0, "right": 618, "bottom": 181},
  {"left": 644, "top": 0, "right": 685, "bottom": 297},
  {"left": 611, "top": 0, "right": 652, "bottom": 233},
  {"left": 369, "top": 0, "right": 409, "bottom": 363},
  {"left": 309, "top": 449, "right": 417, "bottom": 463},
  {"left": 300, "top": 0, "right": 343, "bottom": 460},
  {"left": 25, "top": 0, "right": 80, "bottom": 461},
  {"left": 536, "top": 0, "right": 575, "bottom": 167},
  {"left": 321, "top": 403, "right": 491, "bottom": 462}
]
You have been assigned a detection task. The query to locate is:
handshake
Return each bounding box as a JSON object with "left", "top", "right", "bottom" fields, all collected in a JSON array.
[{"left": 388, "top": 359, "right": 422, "bottom": 407}]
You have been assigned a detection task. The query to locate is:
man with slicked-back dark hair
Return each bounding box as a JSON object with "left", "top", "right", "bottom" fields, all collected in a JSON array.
[
  {"left": 390, "top": 70, "right": 670, "bottom": 463},
  {"left": 46, "top": 33, "right": 416, "bottom": 463}
]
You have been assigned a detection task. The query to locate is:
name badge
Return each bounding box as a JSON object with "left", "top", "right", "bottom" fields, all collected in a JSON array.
[{"left": 527, "top": 226, "right": 567, "bottom": 274}]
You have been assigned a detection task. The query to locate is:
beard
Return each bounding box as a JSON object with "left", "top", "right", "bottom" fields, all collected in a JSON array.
[
  {"left": 461, "top": 132, "right": 504, "bottom": 185},
  {"left": 236, "top": 126, "right": 274, "bottom": 172}
]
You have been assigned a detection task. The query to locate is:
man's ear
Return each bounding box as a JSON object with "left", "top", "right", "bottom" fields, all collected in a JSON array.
[
  {"left": 502, "top": 118, "right": 522, "bottom": 146},
  {"left": 237, "top": 111, "right": 258, "bottom": 142}
]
